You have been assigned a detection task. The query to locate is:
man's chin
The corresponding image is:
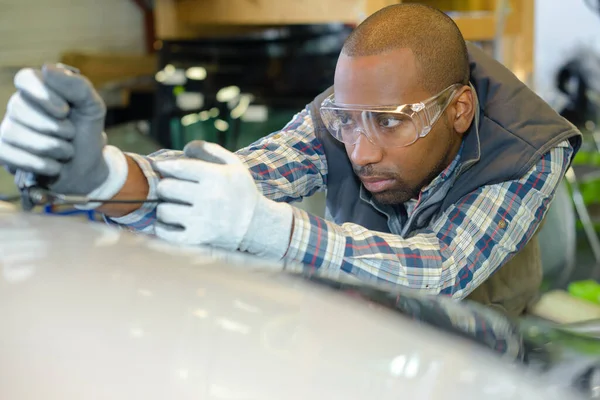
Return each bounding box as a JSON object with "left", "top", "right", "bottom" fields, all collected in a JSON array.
[{"left": 371, "top": 189, "right": 414, "bottom": 205}]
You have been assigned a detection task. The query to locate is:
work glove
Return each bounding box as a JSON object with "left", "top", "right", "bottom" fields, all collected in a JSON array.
[
  {"left": 0, "top": 65, "right": 128, "bottom": 206},
  {"left": 154, "top": 140, "right": 294, "bottom": 260}
]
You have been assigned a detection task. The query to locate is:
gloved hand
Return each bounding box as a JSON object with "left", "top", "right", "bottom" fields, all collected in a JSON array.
[
  {"left": 154, "top": 140, "right": 294, "bottom": 260},
  {"left": 0, "top": 64, "right": 128, "bottom": 206}
]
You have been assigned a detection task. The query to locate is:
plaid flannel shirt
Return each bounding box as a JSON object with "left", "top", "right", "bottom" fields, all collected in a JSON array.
[{"left": 110, "top": 107, "right": 573, "bottom": 299}]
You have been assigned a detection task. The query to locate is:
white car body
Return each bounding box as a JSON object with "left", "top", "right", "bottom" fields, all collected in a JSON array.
[{"left": 0, "top": 209, "right": 583, "bottom": 399}]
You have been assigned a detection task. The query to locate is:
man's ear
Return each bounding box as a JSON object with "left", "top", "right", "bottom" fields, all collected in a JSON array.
[{"left": 452, "top": 86, "right": 475, "bottom": 136}]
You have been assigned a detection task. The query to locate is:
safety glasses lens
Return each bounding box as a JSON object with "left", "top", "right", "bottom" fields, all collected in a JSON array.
[{"left": 321, "top": 109, "right": 418, "bottom": 147}]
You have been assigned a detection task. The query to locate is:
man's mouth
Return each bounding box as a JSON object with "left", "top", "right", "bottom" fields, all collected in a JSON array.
[{"left": 359, "top": 177, "right": 396, "bottom": 193}]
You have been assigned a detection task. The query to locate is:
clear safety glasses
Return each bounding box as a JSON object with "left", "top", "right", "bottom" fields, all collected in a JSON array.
[{"left": 319, "top": 83, "right": 462, "bottom": 148}]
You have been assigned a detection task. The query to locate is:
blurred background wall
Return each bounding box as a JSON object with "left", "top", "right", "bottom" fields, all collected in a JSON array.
[
  {"left": 535, "top": 0, "right": 600, "bottom": 107},
  {"left": 0, "top": 0, "right": 145, "bottom": 115}
]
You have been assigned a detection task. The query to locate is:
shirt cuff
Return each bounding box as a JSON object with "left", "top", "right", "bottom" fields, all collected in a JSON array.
[
  {"left": 283, "top": 207, "right": 346, "bottom": 272},
  {"left": 105, "top": 153, "right": 160, "bottom": 229}
]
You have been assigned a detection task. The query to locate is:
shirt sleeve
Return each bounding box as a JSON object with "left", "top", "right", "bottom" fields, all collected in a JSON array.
[
  {"left": 106, "top": 107, "right": 328, "bottom": 231},
  {"left": 283, "top": 141, "right": 574, "bottom": 299},
  {"left": 236, "top": 107, "right": 328, "bottom": 202}
]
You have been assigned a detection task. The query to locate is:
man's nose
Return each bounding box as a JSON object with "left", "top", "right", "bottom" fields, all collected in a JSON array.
[{"left": 349, "top": 130, "right": 384, "bottom": 167}]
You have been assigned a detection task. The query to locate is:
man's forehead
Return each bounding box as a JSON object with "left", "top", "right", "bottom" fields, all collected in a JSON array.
[{"left": 333, "top": 48, "right": 428, "bottom": 106}]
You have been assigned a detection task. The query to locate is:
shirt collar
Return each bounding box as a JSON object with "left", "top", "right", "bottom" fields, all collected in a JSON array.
[{"left": 420, "top": 140, "right": 464, "bottom": 195}]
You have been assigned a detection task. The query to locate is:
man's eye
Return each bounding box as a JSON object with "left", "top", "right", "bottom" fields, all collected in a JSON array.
[
  {"left": 378, "top": 115, "right": 402, "bottom": 128},
  {"left": 338, "top": 114, "right": 354, "bottom": 126}
]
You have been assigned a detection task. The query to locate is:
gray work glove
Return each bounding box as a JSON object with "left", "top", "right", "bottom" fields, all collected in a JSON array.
[
  {"left": 0, "top": 65, "right": 128, "bottom": 204},
  {"left": 154, "top": 140, "right": 294, "bottom": 259}
]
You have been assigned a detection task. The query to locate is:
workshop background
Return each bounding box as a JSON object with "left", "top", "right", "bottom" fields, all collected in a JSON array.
[{"left": 3, "top": 0, "right": 600, "bottom": 307}]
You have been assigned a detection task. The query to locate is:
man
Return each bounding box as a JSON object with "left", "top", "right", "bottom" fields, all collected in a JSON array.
[{"left": 0, "top": 4, "right": 581, "bottom": 316}]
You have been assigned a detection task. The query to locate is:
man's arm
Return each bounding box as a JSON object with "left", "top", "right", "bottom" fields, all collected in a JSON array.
[
  {"left": 102, "top": 107, "right": 327, "bottom": 231},
  {"left": 96, "top": 155, "right": 151, "bottom": 217},
  {"left": 283, "top": 141, "right": 573, "bottom": 299},
  {"left": 236, "top": 108, "right": 327, "bottom": 203}
]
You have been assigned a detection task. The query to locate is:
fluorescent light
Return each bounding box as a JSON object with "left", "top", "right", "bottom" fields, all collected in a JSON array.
[
  {"left": 164, "top": 64, "right": 175, "bottom": 74},
  {"left": 181, "top": 114, "right": 200, "bottom": 126},
  {"left": 155, "top": 71, "right": 166, "bottom": 83},
  {"left": 216, "top": 86, "right": 240, "bottom": 103},
  {"left": 186, "top": 66, "right": 207, "bottom": 80},
  {"left": 214, "top": 119, "right": 229, "bottom": 132},
  {"left": 198, "top": 111, "right": 210, "bottom": 121},
  {"left": 230, "top": 94, "right": 251, "bottom": 119},
  {"left": 209, "top": 107, "right": 220, "bottom": 118}
]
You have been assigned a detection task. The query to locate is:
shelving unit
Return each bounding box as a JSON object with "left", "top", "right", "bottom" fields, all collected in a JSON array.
[{"left": 148, "top": 0, "right": 534, "bottom": 149}]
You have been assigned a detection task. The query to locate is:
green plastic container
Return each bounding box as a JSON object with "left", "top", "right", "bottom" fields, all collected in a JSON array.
[
  {"left": 568, "top": 280, "right": 600, "bottom": 304},
  {"left": 169, "top": 108, "right": 298, "bottom": 151}
]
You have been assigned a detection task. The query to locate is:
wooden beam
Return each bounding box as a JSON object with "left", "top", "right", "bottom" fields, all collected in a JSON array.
[
  {"left": 453, "top": 13, "right": 497, "bottom": 41},
  {"left": 365, "top": 0, "right": 400, "bottom": 17},
  {"left": 502, "top": 0, "right": 535, "bottom": 84},
  {"left": 59, "top": 52, "right": 156, "bottom": 88},
  {"left": 155, "top": 0, "right": 506, "bottom": 41},
  {"left": 155, "top": 0, "right": 198, "bottom": 40},
  {"left": 153, "top": 0, "right": 535, "bottom": 74},
  {"left": 175, "top": 0, "right": 369, "bottom": 25}
]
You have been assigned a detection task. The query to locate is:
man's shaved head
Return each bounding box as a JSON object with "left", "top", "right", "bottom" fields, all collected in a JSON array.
[{"left": 342, "top": 3, "right": 469, "bottom": 94}]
